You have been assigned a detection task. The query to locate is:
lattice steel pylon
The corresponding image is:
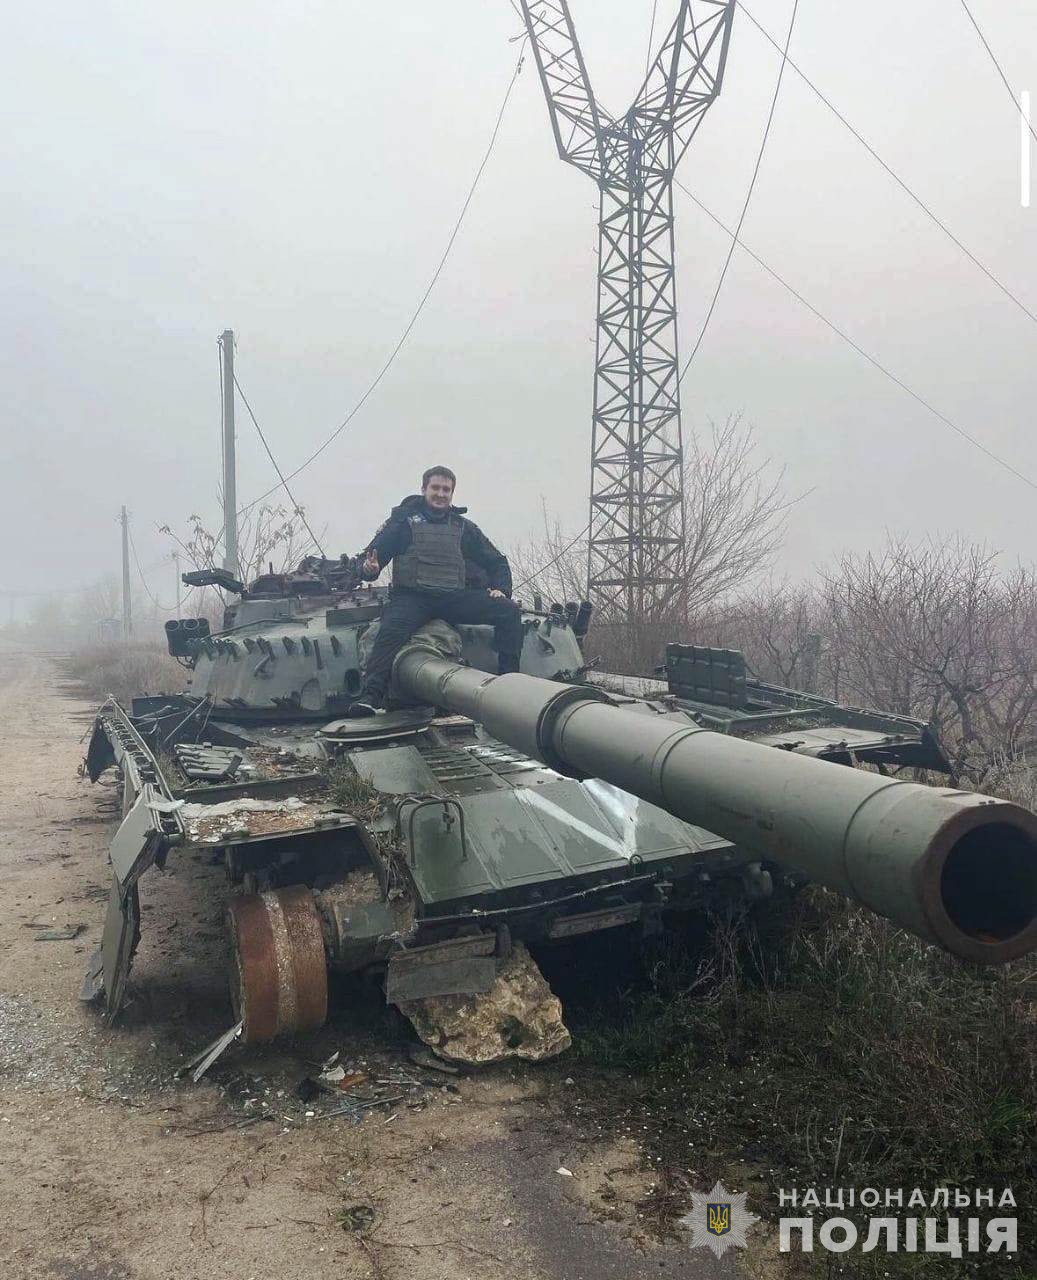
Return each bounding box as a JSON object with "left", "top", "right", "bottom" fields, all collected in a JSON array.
[{"left": 518, "top": 0, "right": 736, "bottom": 620}]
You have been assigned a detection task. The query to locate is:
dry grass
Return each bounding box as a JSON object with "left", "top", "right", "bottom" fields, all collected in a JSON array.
[
  {"left": 980, "top": 757, "right": 1037, "bottom": 811},
  {"left": 62, "top": 641, "right": 186, "bottom": 705},
  {"left": 329, "top": 762, "right": 386, "bottom": 822},
  {"left": 569, "top": 893, "right": 1036, "bottom": 1277}
]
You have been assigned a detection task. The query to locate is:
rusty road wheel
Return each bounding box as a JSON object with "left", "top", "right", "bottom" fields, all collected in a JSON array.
[{"left": 227, "top": 886, "right": 328, "bottom": 1044}]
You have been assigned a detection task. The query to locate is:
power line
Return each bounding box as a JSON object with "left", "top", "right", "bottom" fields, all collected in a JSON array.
[
  {"left": 957, "top": 0, "right": 1037, "bottom": 147},
  {"left": 644, "top": 0, "right": 660, "bottom": 96},
  {"left": 674, "top": 176, "right": 1037, "bottom": 492},
  {"left": 238, "top": 47, "right": 526, "bottom": 517},
  {"left": 127, "top": 523, "right": 178, "bottom": 612},
  {"left": 232, "top": 372, "right": 327, "bottom": 557},
  {"left": 739, "top": 3, "right": 1037, "bottom": 330},
  {"left": 678, "top": 0, "right": 800, "bottom": 382}
]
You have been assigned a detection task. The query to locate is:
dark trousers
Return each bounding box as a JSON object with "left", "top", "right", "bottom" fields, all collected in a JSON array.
[{"left": 363, "top": 588, "right": 524, "bottom": 698}]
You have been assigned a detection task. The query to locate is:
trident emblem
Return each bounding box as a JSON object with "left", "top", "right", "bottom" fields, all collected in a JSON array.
[{"left": 707, "top": 1203, "right": 731, "bottom": 1236}]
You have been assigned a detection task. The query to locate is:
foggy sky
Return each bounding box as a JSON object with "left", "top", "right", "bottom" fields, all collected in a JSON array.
[{"left": 2, "top": 0, "right": 1035, "bottom": 613}]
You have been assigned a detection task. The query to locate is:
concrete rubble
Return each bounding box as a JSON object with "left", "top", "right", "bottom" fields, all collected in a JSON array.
[{"left": 398, "top": 942, "right": 572, "bottom": 1065}]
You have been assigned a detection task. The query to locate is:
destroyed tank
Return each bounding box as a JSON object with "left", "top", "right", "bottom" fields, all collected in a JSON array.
[{"left": 83, "top": 556, "right": 1037, "bottom": 1061}]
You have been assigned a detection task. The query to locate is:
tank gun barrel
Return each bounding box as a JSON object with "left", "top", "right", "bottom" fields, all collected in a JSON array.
[{"left": 394, "top": 648, "right": 1037, "bottom": 964}]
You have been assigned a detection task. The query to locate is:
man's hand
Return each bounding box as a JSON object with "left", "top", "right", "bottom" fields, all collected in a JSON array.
[
  {"left": 362, "top": 550, "right": 380, "bottom": 580},
  {"left": 487, "top": 588, "right": 505, "bottom": 599}
]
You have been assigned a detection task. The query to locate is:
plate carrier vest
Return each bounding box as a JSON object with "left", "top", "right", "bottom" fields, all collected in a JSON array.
[{"left": 392, "top": 514, "right": 466, "bottom": 591}]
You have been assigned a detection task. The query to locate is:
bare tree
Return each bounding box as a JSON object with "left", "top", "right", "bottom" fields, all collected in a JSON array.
[
  {"left": 513, "top": 416, "right": 793, "bottom": 672},
  {"left": 510, "top": 501, "right": 590, "bottom": 608},
  {"left": 72, "top": 575, "right": 122, "bottom": 633},
  {"left": 692, "top": 582, "right": 825, "bottom": 689},
  {"left": 818, "top": 536, "right": 1037, "bottom": 785},
  {"left": 159, "top": 505, "right": 322, "bottom": 589},
  {"left": 676, "top": 417, "right": 792, "bottom": 617}
]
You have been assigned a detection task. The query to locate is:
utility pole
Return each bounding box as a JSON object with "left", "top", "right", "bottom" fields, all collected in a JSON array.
[
  {"left": 120, "top": 506, "right": 132, "bottom": 640},
  {"left": 174, "top": 552, "right": 182, "bottom": 620},
  {"left": 219, "top": 329, "right": 238, "bottom": 578},
  {"left": 519, "top": 0, "right": 735, "bottom": 621}
]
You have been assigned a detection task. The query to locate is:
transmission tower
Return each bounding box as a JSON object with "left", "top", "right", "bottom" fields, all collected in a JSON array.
[{"left": 519, "top": 0, "right": 735, "bottom": 620}]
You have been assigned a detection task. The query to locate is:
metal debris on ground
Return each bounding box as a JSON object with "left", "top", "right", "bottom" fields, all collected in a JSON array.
[
  {"left": 176, "top": 1020, "right": 244, "bottom": 1083},
  {"left": 291, "top": 1054, "right": 426, "bottom": 1124},
  {"left": 407, "top": 1045, "right": 460, "bottom": 1074},
  {"left": 297, "top": 1066, "right": 369, "bottom": 1099},
  {"left": 34, "top": 924, "right": 84, "bottom": 941},
  {"left": 316, "top": 1094, "right": 406, "bottom": 1123}
]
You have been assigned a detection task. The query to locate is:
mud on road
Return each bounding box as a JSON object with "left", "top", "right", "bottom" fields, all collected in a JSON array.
[{"left": 0, "top": 648, "right": 777, "bottom": 1280}]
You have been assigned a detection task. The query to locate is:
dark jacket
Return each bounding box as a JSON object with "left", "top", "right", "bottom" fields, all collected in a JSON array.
[{"left": 366, "top": 495, "right": 513, "bottom": 596}]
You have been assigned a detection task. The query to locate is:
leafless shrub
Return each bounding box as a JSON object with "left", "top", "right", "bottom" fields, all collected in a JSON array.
[
  {"left": 687, "top": 534, "right": 1037, "bottom": 788},
  {"left": 818, "top": 537, "right": 1037, "bottom": 785},
  {"left": 510, "top": 502, "right": 589, "bottom": 610},
  {"left": 677, "top": 416, "right": 792, "bottom": 616},
  {"left": 686, "top": 581, "right": 826, "bottom": 690},
  {"left": 63, "top": 642, "right": 186, "bottom": 704}
]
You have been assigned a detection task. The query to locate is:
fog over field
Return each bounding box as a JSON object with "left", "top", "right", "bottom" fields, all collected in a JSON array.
[{"left": 1, "top": 0, "right": 1034, "bottom": 604}]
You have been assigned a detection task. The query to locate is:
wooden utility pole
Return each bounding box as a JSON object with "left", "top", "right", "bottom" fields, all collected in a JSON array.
[
  {"left": 219, "top": 329, "right": 238, "bottom": 578},
  {"left": 120, "top": 506, "right": 132, "bottom": 640}
]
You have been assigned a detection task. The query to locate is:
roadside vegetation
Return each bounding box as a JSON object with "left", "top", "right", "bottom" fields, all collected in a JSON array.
[
  {"left": 563, "top": 890, "right": 1035, "bottom": 1278},
  {"left": 61, "top": 641, "right": 185, "bottom": 704}
]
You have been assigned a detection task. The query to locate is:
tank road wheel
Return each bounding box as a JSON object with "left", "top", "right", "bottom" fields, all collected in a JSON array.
[{"left": 227, "top": 887, "right": 328, "bottom": 1045}]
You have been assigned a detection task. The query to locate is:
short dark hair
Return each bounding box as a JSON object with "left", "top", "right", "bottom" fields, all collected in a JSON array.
[{"left": 421, "top": 465, "right": 456, "bottom": 489}]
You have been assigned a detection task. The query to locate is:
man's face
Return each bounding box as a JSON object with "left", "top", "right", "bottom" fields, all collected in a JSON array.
[{"left": 422, "top": 474, "right": 455, "bottom": 511}]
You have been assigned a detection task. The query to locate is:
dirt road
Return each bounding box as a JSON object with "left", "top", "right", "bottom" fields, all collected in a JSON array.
[{"left": 0, "top": 648, "right": 767, "bottom": 1280}]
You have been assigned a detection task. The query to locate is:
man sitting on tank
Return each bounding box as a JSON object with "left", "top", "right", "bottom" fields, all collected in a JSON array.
[{"left": 347, "top": 465, "right": 523, "bottom": 716}]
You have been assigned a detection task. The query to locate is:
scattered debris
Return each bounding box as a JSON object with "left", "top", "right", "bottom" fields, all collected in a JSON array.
[
  {"left": 295, "top": 1077, "right": 322, "bottom": 1104},
  {"left": 338, "top": 1204, "right": 376, "bottom": 1233},
  {"left": 398, "top": 942, "right": 572, "bottom": 1066},
  {"left": 34, "top": 923, "right": 84, "bottom": 941},
  {"left": 556, "top": 1167, "right": 574, "bottom": 1178},
  {"left": 316, "top": 1095, "right": 406, "bottom": 1123},
  {"left": 407, "top": 1045, "right": 460, "bottom": 1075},
  {"left": 336, "top": 1071, "right": 369, "bottom": 1091},
  {"left": 180, "top": 796, "right": 332, "bottom": 843},
  {"left": 298, "top": 1066, "right": 370, "bottom": 1100},
  {"left": 176, "top": 1020, "right": 244, "bottom": 1083}
]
